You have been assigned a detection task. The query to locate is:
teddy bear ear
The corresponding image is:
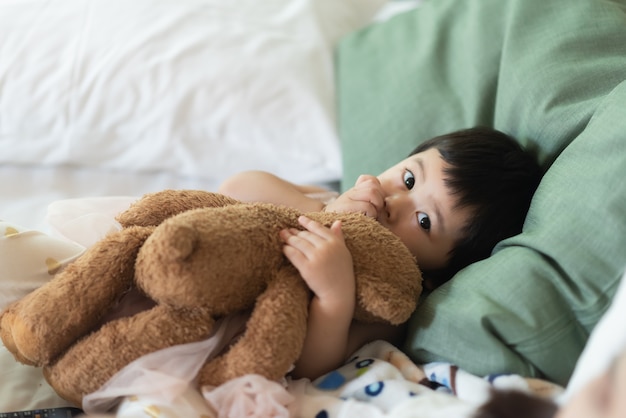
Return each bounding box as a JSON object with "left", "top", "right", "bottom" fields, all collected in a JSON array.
[{"left": 355, "top": 272, "right": 422, "bottom": 325}]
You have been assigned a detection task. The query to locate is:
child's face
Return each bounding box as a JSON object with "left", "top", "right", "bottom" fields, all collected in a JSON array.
[
  {"left": 556, "top": 351, "right": 626, "bottom": 418},
  {"left": 376, "top": 148, "right": 472, "bottom": 271}
]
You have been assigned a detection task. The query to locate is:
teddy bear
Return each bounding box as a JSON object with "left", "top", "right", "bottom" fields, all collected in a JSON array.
[{"left": 0, "top": 190, "right": 422, "bottom": 407}]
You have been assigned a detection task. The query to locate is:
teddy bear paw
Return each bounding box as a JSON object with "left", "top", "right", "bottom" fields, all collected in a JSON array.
[{"left": 0, "top": 310, "right": 40, "bottom": 365}]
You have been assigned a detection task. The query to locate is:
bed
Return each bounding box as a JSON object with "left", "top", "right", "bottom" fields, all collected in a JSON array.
[{"left": 2, "top": 0, "right": 626, "bottom": 416}]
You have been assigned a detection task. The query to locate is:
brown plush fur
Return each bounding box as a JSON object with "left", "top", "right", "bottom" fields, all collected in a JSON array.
[{"left": 0, "top": 190, "right": 422, "bottom": 406}]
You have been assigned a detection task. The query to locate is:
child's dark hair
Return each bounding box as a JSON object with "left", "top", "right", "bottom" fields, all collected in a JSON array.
[
  {"left": 411, "top": 127, "right": 543, "bottom": 285},
  {"left": 473, "top": 389, "right": 558, "bottom": 418}
]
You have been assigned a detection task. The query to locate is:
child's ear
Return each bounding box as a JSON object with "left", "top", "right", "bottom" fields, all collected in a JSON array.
[{"left": 474, "top": 389, "right": 558, "bottom": 418}]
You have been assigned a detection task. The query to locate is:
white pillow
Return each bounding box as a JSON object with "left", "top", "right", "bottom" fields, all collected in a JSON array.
[{"left": 0, "top": 0, "right": 385, "bottom": 185}]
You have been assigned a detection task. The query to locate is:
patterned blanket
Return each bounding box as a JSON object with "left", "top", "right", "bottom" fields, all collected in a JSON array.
[{"left": 85, "top": 340, "right": 563, "bottom": 418}]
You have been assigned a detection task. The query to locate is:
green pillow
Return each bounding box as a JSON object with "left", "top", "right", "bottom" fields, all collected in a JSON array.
[{"left": 337, "top": 0, "right": 626, "bottom": 385}]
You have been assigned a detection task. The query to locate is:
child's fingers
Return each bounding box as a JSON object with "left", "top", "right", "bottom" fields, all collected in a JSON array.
[
  {"left": 279, "top": 228, "right": 295, "bottom": 241},
  {"left": 329, "top": 220, "right": 344, "bottom": 238},
  {"left": 281, "top": 230, "right": 315, "bottom": 251},
  {"left": 282, "top": 217, "right": 344, "bottom": 252},
  {"left": 355, "top": 174, "right": 379, "bottom": 187},
  {"left": 298, "top": 216, "right": 346, "bottom": 246},
  {"left": 279, "top": 228, "right": 300, "bottom": 238},
  {"left": 297, "top": 216, "right": 334, "bottom": 238},
  {"left": 282, "top": 244, "right": 308, "bottom": 268},
  {"left": 297, "top": 215, "right": 319, "bottom": 229}
]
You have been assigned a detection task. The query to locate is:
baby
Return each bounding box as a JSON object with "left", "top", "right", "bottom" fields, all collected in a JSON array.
[{"left": 219, "top": 126, "right": 543, "bottom": 379}]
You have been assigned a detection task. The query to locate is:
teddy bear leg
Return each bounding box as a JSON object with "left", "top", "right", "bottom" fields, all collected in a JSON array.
[
  {"left": 0, "top": 226, "right": 153, "bottom": 366},
  {"left": 116, "top": 190, "right": 240, "bottom": 228},
  {"left": 43, "top": 304, "right": 216, "bottom": 407},
  {"left": 198, "top": 266, "right": 310, "bottom": 387}
]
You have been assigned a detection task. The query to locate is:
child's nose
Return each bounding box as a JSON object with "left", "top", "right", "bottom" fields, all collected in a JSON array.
[
  {"left": 383, "top": 194, "right": 405, "bottom": 220},
  {"left": 386, "top": 192, "right": 414, "bottom": 213}
]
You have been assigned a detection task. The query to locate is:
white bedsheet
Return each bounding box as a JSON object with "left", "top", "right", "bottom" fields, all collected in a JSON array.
[
  {"left": 0, "top": 0, "right": 396, "bottom": 235},
  {"left": 0, "top": 165, "right": 221, "bottom": 233}
]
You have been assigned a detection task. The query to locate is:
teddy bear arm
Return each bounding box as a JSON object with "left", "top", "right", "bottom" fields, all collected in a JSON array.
[
  {"left": 198, "top": 265, "right": 310, "bottom": 386},
  {"left": 116, "top": 190, "right": 241, "bottom": 227},
  {"left": 0, "top": 226, "right": 154, "bottom": 366},
  {"left": 355, "top": 273, "right": 421, "bottom": 326},
  {"left": 43, "top": 304, "right": 217, "bottom": 407}
]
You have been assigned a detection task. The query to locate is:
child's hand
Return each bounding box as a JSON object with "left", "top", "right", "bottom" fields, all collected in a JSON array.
[
  {"left": 324, "top": 175, "right": 385, "bottom": 220},
  {"left": 284, "top": 216, "right": 356, "bottom": 379},
  {"left": 280, "top": 216, "right": 355, "bottom": 304}
]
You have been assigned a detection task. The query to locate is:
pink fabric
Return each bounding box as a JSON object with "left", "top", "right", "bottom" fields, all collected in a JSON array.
[
  {"left": 82, "top": 313, "right": 248, "bottom": 414},
  {"left": 202, "top": 375, "right": 294, "bottom": 418}
]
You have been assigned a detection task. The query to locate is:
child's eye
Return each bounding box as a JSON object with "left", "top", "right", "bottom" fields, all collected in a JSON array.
[
  {"left": 403, "top": 170, "right": 415, "bottom": 190},
  {"left": 418, "top": 212, "right": 431, "bottom": 231}
]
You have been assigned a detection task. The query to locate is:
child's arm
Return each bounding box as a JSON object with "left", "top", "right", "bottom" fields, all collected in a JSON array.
[
  {"left": 280, "top": 216, "right": 356, "bottom": 379},
  {"left": 219, "top": 171, "right": 387, "bottom": 219},
  {"left": 218, "top": 170, "right": 328, "bottom": 213},
  {"left": 281, "top": 216, "right": 404, "bottom": 379}
]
